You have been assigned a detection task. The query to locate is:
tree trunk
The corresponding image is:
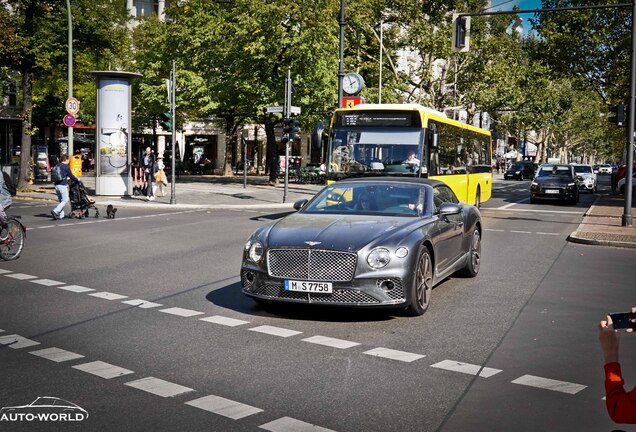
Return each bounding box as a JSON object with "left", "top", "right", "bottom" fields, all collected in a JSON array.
[
  {"left": 264, "top": 116, "right": 279, "bottom": 184},
  {"left": 18, "top": 68, "right": 33, "bottom": 189}
]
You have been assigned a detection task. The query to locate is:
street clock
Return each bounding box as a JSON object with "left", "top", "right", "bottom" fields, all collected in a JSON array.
[{"left": 343, "top": 72, "right": 365, "bottom": 95}]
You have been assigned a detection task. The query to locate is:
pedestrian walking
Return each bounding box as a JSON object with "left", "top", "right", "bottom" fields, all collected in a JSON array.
[
  {"left": 51, "top": 154, "right": 79, "bottom": 220},
  {"left": 599, "top": 309, "right": 636, "bottom": 424},
  {"left": 153, "top": 155, "right": 168, "bottom": 197},
  {"left": 142, "top": 147, "right": 156, "bottom": 201},
  {"left": 0, "top": 170, "right": 12, "bottom": 240}
]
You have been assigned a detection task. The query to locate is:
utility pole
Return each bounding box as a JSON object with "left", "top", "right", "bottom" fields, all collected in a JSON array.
[
  {"left": 283, "top": 67, "right": 292, "bottom": 203},
  {"left": 170, "top": 60, "right": 177, "bottom": 205},
  {"left": 337, "top": 0, "right": 345, "bottom": 108},
  {"left": 66, "top": 0, "right": 73, "bottom": 155}
]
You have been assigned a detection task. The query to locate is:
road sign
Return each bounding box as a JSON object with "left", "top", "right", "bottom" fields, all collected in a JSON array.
[
  {"left": 342, "top": 96, "right": 365, "bottom": 108},
  {"left": 266, "top": 105, "right": 301, "bottom": 115},
  {"left": 290, "top": 106, "right": 301, "bottom": 115},
  {"left": 65, "top": 97, "right": 80, "bottom": 115},
  {"left": 63, "top": 114, "right": 76, "bottom": 127}
]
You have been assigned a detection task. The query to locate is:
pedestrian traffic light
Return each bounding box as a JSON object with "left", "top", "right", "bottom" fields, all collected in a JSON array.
[
  {"left": 160, "top": 111, "right": 173, "bottom": 131},
  {"left": 452, "top": 14, "right": 470, "bottom": 52},
  {"left": 608, "top": 104, "right": 625, "bottom": 127},
  {"left": 283, "top": 117, "right": 300, "bottom": 141}
]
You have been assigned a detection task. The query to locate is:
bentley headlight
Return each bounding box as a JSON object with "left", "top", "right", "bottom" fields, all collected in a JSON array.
[
  {"left": 248, "top": 241, "right": 264, "bottom": 262},
  {"left": 367, "top": 248, "right": 390, "bottom": 269}
]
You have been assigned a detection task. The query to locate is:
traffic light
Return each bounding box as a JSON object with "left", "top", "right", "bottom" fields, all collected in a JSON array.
[
  {"left": 608, "top": 104, "right": 625, "bottom": 127},
  {"left": 452, "top": 13, "right": 470, "bottom": 52},
  {"left": 160, "top": 111, "right": 173, "bottom": 131},
  {"left": 283, "top": 117, "right": 300, "bottom": 141}
]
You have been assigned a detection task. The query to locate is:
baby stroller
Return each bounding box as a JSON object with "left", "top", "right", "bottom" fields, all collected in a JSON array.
[{"left": 69, "top": 179, "right": 100, "bottom": 218}]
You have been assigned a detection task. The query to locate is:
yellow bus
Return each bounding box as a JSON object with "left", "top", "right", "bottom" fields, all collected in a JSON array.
[{"left": 326, "top": 103, "right": 492, "bottom": 206}]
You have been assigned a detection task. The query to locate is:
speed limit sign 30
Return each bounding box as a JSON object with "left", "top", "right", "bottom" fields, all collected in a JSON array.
[{"left": 65, "top": 97, "right": 80, "bottom": 115}]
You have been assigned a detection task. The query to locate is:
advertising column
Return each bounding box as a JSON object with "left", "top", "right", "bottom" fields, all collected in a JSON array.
[{"left": 89, "top": 71, "right": 142, "bottom": 196}]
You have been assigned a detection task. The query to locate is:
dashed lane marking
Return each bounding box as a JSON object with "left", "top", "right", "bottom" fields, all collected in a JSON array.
[
  {"left": 363, "top": 347, "right": 425, "bottom": 363},
  {"left": 125, "top": 377, "right": 195, "bottom": 397},
  {"left": 510, "top": 230, "right": 532, "bottom": 234},
  {"left": 29, "top": 347, "right": 84, "bottom": 363},
  {"left": 57, "top": 284, "right": 95, "bottom": 293},
  {"left": 72, "top": 360, "right": 134, "bottom": 379},
  {"left": 185, "top": 394, "right": 263, "bottom": 419},
  {"left": 159, "top": 307, "right": 205, "bottom": 317},
  {"left": 248, "top": 325, "right": 302, "bottom": 338},
  {"left": 302, "top": 335, "right": 360, "bottom": 349},
  {"left": 121, "top": 299, "right": 163, "bottom": 308},
  {"left": 4, "top": 273, "right": 37, "bottom": 280},
  {"left": 0, "top": 269, "right": 13, "bottom": 274},
  {"left": 511, "top": 374, "right": 587, "bottom": 395},
  {"left": 482, "top": 207, "right": 583, "bottom": 215},
  {"left": 260, "top": 416, "right": 338, "bottom": 432},
  {"left": 0, "top": 334, "right": 40, "bottom": 349},
  {"left": 200, "top": 315, "right": 250, "bottom": 327},
  {"left": 88, "top": 291, "right": 129, "bottom": 301},
  {"left": 430, "top": 360, "right": 502, "bottom": 378},
  {"left": 484, "top": 228, "right": 560, "bottom": 236},
  {"left": 29, "top": 278, "right": 65, "bottom": 286},
  {"left": 536, "top": 232, "right": 560, "bottom": 235}
]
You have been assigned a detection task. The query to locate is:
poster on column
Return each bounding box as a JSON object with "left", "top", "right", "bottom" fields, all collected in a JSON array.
[{"left": 98, "top": 79, "right": 130, "bottom": 175}]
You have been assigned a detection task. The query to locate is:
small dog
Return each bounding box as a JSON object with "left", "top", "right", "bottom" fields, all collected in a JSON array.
[{"left": 106, "top": 204, "right": 118, "bottom": 219}]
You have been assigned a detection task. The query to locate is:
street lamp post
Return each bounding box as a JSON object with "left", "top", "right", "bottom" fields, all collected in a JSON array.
[
  {"left": 337, "top": 0, "right": 345, "bottom": 108},
  {"left": 66, "top": 0, "right": 73, "bottom": 155}
]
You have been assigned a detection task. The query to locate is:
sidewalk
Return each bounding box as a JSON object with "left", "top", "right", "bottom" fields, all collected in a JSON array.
[{"left": 16, "top": 174, "right": 636, "bottom": 248}]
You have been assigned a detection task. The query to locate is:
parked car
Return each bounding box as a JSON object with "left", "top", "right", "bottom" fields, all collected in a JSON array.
[
  {"left": 617, "top": 172, "right": 636, "bottom": 195},
  {"left": 571, "top": 163, "right": 597, "bottom": 193},
  {"left": 34, "top": 151, "right": 50, "bottom": 181},
  {"left": 241, "top": 177, "right": 482, "bottom": 316},
  {"left": 598, "top": 164, "right": 613, "bottom": 174},
  {"left": 504, "top": 161, "right": 535, "bottom": 180},
  {"left": 530, "top": 164, "right": 580, "bottom": 204}
]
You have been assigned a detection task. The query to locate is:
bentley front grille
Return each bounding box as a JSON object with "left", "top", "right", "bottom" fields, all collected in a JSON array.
[{"left": 267, "top": 249, "right": 357, "bottom": 282}]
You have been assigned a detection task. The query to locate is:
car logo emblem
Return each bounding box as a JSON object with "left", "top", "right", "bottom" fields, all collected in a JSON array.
[{"left": 305, "top": 241, "right": 321, "bottom": 246}]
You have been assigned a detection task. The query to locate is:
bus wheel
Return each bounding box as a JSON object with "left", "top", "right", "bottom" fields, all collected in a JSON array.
[{"left": 475, "top": 187, "right": 481, "bottom": 208}]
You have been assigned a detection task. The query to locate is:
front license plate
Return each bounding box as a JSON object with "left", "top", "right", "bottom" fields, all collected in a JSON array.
[
  {"left": 545, "top": 189, "right": 560, "bottom": 194},
  {"left": 284, "top": 280, "right": 333, "bottom": 294}
]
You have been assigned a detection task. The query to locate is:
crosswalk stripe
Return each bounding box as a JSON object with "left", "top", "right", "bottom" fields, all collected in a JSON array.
[
  {"left": 29, "top": 279, "right": 65, "bottom": 286},
  {"left": 185, "top": 395, "right": 263, "bottom": 419},
  {"left": 0, "top": 334, "right": 40, "bottom": 349},
  {"left": 0, "top": 269, "right": 13, "bottom": 274},
  {"left": 125, "top": 377, "right": 194, "bottom": 397},
  {"left": 58, "top": 285, "right": 95, "bottom": 293},
  {"left": 248, "top": 325, "right": 302, "bottom": 338},
  {"left": 30, "top": 347, "right": 84, "bottom": 363},
  {"left": 122, "top": 299, "right": 163, "bottom": 308},
  {"left": 72, "top": 361, "right": 134, "bottom": 379},
  {"left": 302, "top": 335, "right": 360, "bottom": 349},
  {"left": 5, "top": 273, "right": 37, "bottom": 280},
  {"left": 159, "top": 307, "right": 205, "bottom": 317},
  {"left": 260, "top": 416, "right": 338, "bottom": 432},
  {"left": 200, "top": 316, "right": 250, "bottom": 327},
  {"left": 363, "top": 347, "right": 425, "bottom": 363},
  {"left": 511, "top": 374, "right": 586, "bottom": 394},
  {"left": 88, "top": 291, "right": 129, "bottom": 301},
  {"left": 430, "top": 360, "right": 502, "bottom": 378}
]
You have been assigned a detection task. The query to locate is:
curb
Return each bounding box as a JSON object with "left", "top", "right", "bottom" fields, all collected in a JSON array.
[{"left": 567, "top": 233, "right": 636, "bottom": 249}]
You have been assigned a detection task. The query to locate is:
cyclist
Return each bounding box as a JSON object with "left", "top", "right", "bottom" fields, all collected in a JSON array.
[{"left": 0, "top": 170, "right": 12, "bottom": 241}]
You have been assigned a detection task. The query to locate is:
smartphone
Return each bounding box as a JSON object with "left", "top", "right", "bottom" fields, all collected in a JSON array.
[{"left": 609, "top": 312, "right": 636, "bottom": 330}]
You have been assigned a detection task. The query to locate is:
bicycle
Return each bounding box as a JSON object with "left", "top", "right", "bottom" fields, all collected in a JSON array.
[{"left": 0, "top": 215, "right": 26, "bottom": 261}]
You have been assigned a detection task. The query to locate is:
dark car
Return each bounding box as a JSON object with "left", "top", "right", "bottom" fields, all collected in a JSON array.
[
  {"left": 504, "top": 161, "right": 535, "bottom": 180},
  {"left": 241, "top": 177, "right": 482, "bottom": 316},
  {"left": 530, "top": 164, "right": 579, "bottom": 204}
]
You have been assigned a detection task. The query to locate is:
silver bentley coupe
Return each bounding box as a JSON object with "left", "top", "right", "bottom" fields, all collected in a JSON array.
[{"left": 241, "top": 177, "right": 482, "bottom": 316}]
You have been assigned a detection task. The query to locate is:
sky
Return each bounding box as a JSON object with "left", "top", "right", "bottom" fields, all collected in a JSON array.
[{"left": 488, "top": 0, "right": 543, "bottom": 34}]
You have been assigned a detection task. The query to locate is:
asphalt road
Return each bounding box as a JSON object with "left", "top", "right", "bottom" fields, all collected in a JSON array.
[{"left": 0, "top": 175, "right": 634, "bottom": 432}]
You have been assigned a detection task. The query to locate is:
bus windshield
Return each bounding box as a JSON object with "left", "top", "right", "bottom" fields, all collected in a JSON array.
[{"left": 329, "top": 127, "right": 424, "bottom": 175}]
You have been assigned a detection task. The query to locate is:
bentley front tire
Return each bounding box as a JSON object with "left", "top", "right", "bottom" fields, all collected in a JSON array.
[{"left": 405, "top": 247, "right": 433, "bottom": 316}]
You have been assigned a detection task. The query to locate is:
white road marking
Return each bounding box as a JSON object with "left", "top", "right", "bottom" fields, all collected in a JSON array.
[
  {"left": 363, "top": 347, "right": 425, "bottom": 363},
  {"left": 72, "top": 361, "right": 134, "bottom": 379},
  {"left": 58, "top": 285, "right": 95, "bottom": 293},
  {"left": 185, "top": 395, "right": 263, "bottom": 419},
  {"left": 159, "top": 307, "right": 205, "bottom": 317},
  {"left": 0, "top": 269, "right": 13, "bottom": 274},
  {"left": 430, "top": 360, "right": 502, "bottom": 378},
  {"left": 259, "top": 416, "right": 338, "bottom": 432},
  {"left": 302, "top": 335, "right": 360, "bottom": 349},
  {"left": 510, "top": 230, "right": 532, "bottom": 234},
  {"left": 511, "top": 374, "right": 586, "bottom": 394},
  {"left": 29, "top": 279, "right": 65, "bottom": 286},
  {"left": 122, "top": 299, "right": 163, "bottom": 308},
  {"left": 248, "top": 325, "right": 302, "bottom": 338},
  {"left": 0, "top": 334, "right": 40, "bottom": 349},
  {"left": 483, "top": 207, "right": 583, "bottom": 215},
  {"left": 30, "top": 347, "right": 84, "bottom": 362},
  {"left": 88, "top": 291, "right": 129, "bottom": 301},
  {"left": 33, "top": 209, "right": 209, "bottom": 230},
  {"left": 485, "top": 229, "right": 505, "bottom": 232},
  {"left": 125, "top": 377, "right": 194, "bottom": 397},
  {"left": 498, "top": 200, "right": 529, "bottom": 209},
  {"left": 536, "top": 232, "right": 560, "bottom": 236},
  {"left": 200, "top": 316, "right": 250, "bottom": 327},
  {"left": 5, "top": 273, "right": 37, "bottom": 280}
]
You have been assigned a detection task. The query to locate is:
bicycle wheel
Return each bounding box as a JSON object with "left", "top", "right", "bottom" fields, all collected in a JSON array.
[{"left": 0, "top": 219, "right": 25, "bottom": 261}]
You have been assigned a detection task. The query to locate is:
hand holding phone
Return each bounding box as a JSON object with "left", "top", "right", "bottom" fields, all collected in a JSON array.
[{"left": 609, "top": 312, "right": 636, "bottom": 330}]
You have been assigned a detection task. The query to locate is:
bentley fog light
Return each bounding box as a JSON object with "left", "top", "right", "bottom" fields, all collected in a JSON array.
[
  {"left": 248, "top": 241, "right": 264, "bottom": 262},
  {"left": 395, "top": 247, "right": 409, "bottom": 258},
  {"left": 367, "top": 248, "right": 390, "bottom": 269}
]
